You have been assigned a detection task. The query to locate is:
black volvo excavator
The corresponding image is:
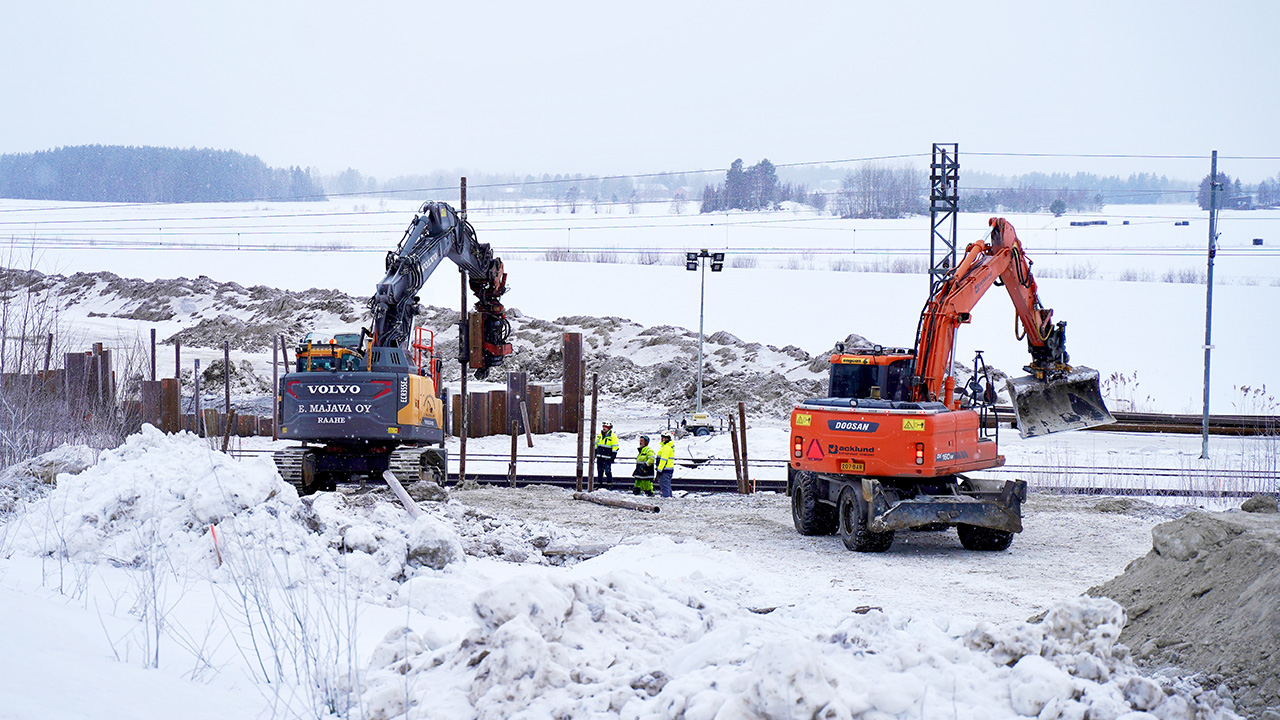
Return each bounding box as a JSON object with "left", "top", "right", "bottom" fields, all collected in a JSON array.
[{"left": 274, "top": 201, "right": 511, "bottom": 493}]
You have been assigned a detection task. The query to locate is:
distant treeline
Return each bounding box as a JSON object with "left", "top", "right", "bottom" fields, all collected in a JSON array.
[
  {"left": 0, "top": 145, "right": 325, "bottom": 203},
  {"left": 322, "top": 167, "right": 705, "bottom": 208},
  {"left": 960, "top": 171, "right": 1196, "bottom": 213}
]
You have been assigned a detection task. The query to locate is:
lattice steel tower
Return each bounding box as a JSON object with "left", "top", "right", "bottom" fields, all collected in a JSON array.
[{"left": 929, "top": 143, "right": 959, "bottom": 297}]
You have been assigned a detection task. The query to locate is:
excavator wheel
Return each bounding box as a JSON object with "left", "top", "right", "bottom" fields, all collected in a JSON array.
[
  {"left": 791, "top": 470, "right": 836, "bottom": 536},
  {"left": 838, "top": 483, "right": 893, "bottom": 553},
  {"left": 957, "top": 523, "right": 1014, "bottom": 551}
]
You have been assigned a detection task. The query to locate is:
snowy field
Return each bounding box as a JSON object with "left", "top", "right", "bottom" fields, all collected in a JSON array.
[
  {"left": 1, "top": 197, "right": 1277, "bottom": 718},
  {"left": 4, "top": 198, "right": 1278, "bottom": 415}
]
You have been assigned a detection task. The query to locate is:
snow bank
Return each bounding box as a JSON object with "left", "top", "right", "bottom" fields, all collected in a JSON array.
[
  {"left": 358, "top": 548, "right": 1239, "bottom": 720},
  {"left": 0, "top": 443, "right": 95, "bottom": 516},
  {"left": 4, "top": 426, "right": 580, "bottom": 601}
]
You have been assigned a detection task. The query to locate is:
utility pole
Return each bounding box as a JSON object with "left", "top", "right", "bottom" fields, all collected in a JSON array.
[
  {"left": 458, "top": 177, "right": 469, "bottom": 484},
  {"left": 1200, "top": 151, "right": 1219, "bottom": 459},
  {"left": 685, "top": 249, "right": 724, "bottom": 412}
]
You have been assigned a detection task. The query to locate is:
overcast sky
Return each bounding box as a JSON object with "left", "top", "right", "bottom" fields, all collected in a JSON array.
[{"left": 4, "top": 1, "right": 1277, "bottom": 182}]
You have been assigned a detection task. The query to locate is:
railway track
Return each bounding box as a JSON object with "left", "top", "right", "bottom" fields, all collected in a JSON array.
[
  {"left": 990, "top": 407, "right": 1279, "bottom": 436},
  {"left": 232, "top": 410, "right": 1276, "bottom": 496},
  {"left": 233, "top": 447, "right": 1278, "bottom": 498}
]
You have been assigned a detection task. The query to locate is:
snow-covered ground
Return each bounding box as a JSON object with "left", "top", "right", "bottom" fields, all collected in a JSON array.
[
  {"left": 4, "top": 199, "right": 1279, "bottom": 414},
  {"left": 0, "top": 430, "right": 1248, "bottom": 719},
  {"left": 2, "top": 198, "right": 1277, "bottom": 718}
]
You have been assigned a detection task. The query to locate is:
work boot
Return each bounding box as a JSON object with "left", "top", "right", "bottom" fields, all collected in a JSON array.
[{"left": 632, "top": 488, "right": 640, "bottom": 495}]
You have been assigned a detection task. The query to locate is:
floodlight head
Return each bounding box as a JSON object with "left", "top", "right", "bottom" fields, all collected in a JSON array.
[
  {"left": 686, "top": 262, "right": 698, "bottom": 271},
  {"left": 686, "top": 252, "right": 698, "bottom": 263},
  {"left": 710, "top": 262, "right": 723, "bottom": 272},
  {"left": 712, "top": 252, "right": 725, "bottom": 262}
]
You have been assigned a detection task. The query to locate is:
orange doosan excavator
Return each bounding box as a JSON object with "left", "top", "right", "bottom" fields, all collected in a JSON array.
[{"left": 788, "top": 218, "right": 1113, "bottom": 552}]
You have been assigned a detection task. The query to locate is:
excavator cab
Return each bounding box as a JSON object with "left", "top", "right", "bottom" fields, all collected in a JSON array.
[{"left": 827, "top": 349, "right": 914, "bottom": 402}]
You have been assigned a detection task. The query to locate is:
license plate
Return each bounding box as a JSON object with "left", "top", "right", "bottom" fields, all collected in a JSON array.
[{"left": 840, "top": 461, "right": 865, "bottom": 472}]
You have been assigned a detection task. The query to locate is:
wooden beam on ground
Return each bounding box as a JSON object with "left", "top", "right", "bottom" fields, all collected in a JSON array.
[
  {"left": 382, "top": 470, "right": 423, "bottom": 519},
  {"left": 572, "top": 492, "right": 660, "bottom": 514}
]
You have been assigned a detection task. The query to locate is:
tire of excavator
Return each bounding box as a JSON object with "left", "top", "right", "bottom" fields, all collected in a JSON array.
[{"left": 791, "top": 470, "right": 837, "bottom": 536}]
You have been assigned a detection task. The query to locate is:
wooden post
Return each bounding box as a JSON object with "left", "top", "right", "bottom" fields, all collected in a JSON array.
[
  {"left": 194, "top": 359, "right": 202, "bottom": 436},
  {"left": 223, "top": 340, "right": 231, "bottom": 420},
  {"left": 737, "top": 409, "right": 747, "bottom": 491},
  {"left": 509, "top": 421, "right": 518, "bottom": 487},
  {"left": 520, "top": 400, "right": 533, "bottom": 447},
  {"left": 459, "top": 268, "right": 469, "bottom": 484},
  {"left": 575, "top": 360, "right": 586, "bottom": 491},
  {"left": 738, "top": 401, "right": 750, "bottom": 493},
  {"left": 174, "top": 338, "right": 181, "bottom": 380},
  {"left": 587, "top": 373, "right": 599, "bottom": 492},
  {"left": 271, "top": 335, "right": 279, "bottom": 440},
  {"left": 150, "top": 328, "right": 156, "bottom": 382},
  {"left": 221, "top": 409, "right": 238, "bottom": 453},
  {"left": 42, "top": 333, "right": 53, "bottom": 380}
]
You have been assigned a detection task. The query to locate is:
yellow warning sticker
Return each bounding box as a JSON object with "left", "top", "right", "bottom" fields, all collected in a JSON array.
[
  {"left": 795, "top": 413, "right": 812, "bottom": 426},
  {"left": 902, "top": 419, "right": 926, "bottom": 432},
  {"left": 839, "top": 461, "right": 865, "bottom": 472}
]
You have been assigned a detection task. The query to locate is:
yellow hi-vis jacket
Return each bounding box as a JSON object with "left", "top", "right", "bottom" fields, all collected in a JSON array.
[
  {"left": 656, "top": 439, "right": 675, "bottom": 471},
  {"left": 594, "top": 430, "right": 619, "bottom": 459}
]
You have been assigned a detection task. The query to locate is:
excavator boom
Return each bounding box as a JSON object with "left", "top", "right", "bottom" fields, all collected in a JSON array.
[{"left": 915, "top": 217, "right": 1113, "bottom": 437}]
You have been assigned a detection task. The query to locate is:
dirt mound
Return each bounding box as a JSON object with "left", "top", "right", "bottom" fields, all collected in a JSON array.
[{"left": 1089, "top": 503, "right": 1280, "bottom": 717}]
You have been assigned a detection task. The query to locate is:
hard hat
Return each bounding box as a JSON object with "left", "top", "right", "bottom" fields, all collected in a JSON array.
[
  {"left": 639, "top": 435, "right": 649, "bottom": 443},
  {"left": 602, "top": 421, "right": 612, "bottom": 428},
  {"left": 661, "top": 431, "right": 672, "bottom": 439}
]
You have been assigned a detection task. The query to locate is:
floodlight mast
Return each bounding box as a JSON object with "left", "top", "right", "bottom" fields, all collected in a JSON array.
[{"left": 686, "top": 249, "right": 725, "bottom": 413}]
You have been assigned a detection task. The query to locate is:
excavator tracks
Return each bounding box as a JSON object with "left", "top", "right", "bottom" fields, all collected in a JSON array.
[{"left": 272, "top": 446, "right": 446, "bottom": 494}]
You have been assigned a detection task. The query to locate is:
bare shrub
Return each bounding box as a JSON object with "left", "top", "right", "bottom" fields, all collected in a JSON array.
[
  {"left": 1118, "top": 268, "right": 1154, "bottom": 282},
  {"left": 636, "top": 248, "right": 661, "bottom": 266},
  {"left": 1037, "top": 263, "right": 1097, "bottom": 280},
  {"left": 0, "top": 266, "right": 150, "bottom": 471},
  {"left": 829, "top": 259, "right": 854, "bottom": 272},
  {"left": 592, "top": 248, "right": 621, "bottom": 264},
  {"left": 542, "top": 247, "right": 574, "bottom": 262},
  {"left": 1162, "top": 267, "right": 1205, "bottom": 284},
  {"left": 888, "top": 257, "right": 926, "bottom": 274},
  {"left": 731, "top": 254, "right": 759, "bottom": 269}
]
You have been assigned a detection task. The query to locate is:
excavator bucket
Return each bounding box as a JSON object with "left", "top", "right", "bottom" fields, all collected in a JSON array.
[{"left": 1007, "top": 366, "right": 1115, "bottom": 438}]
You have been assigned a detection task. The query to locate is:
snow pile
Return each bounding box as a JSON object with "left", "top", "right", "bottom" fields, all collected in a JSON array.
[
  {"left": 0, "top": 443, "right": 95, "bottom": 516},
  {"left": 358, "top": 553, "right": 1238, "bottom": 720},
  {"left": 4, "top": 427, "right": 581, "bottom": 600},
  {"left": 1091, "top": 507, "right": 1280, "bottom": 716}
]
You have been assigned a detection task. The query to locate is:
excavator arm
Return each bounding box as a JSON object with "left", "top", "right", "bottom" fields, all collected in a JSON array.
[
  {"left": 912, "top": 217, "right": 1113, "bottom": 436},
  {"left": 370, "top": 201, "right": 511, "bottom": 377}
]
